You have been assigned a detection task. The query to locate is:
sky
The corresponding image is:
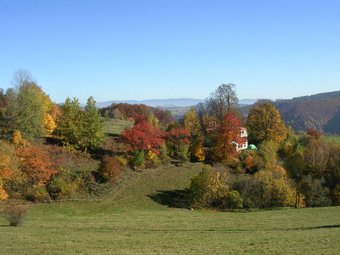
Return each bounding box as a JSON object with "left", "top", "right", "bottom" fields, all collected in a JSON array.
[{"left": 0, "top": 0, "right": 339, "bottom": 103}]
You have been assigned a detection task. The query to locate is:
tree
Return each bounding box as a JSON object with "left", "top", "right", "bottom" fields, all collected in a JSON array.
[
  {"left": 121, "top": 120, "right": 164, "bottom": 154},
  {"left": 183, "top": 108, "right": 203, "bottom": 139},
  {"left": 56, "top": 97, "right": 104, "bottom": 151},
  {"left": 3, "top": 70, "right": 56, "bottom": 140},
  {"left": 16, "top": 144, "right": 57, "bottom": 186},
  {"left": 164, "top": 127, "right": 191, "bottom": 162},
  {"left": 80, "top": 97, "right": 104, "bottom": 150},
  {"left": 207, "top": 84, "right": 239, "bottom": 122},
  {"left": 56, "top": 98, "right": 84, "bottom": 148},
  {"left": 210, "top": 112, "right": 242, "bottom": 163},
  {"left": 246, "top": 101, "right": 287, "bottom": 146},
  {"left": 13, "top": 83, "right": 46, "bottom": 140},
  {"left": 304, "top": 139, "right": 329, "bottom": 179}
]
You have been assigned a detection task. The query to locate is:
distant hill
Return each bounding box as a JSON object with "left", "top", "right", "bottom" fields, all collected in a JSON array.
[
  {"left": 97, "top": 98, "right": 258, "bottom": 109},
  {"left": 275, "top": 91, "right": 340, "bottom": 134},
  {"left": 96, "top": 98, "right": 204, "bottom": 108}
]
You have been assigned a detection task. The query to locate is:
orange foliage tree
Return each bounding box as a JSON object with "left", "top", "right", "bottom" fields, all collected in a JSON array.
[{"left": 16, "top": 144, "right": 57, "bottom": 186}]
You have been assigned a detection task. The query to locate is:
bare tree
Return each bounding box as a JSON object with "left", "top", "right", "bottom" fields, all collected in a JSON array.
[
  {"left": 207, "top": 84, "right": 239, "bottom": 122},
  {"left": 11, "top": 69, "right": 33, "bottom": 89}
]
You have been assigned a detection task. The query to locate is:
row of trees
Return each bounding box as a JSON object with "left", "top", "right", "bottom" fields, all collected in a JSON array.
[{"left": 1, "top": 73, "right": 339, "bottom": 208}]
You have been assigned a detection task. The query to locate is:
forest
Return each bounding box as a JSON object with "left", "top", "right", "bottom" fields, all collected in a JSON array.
[{"left": 0, "top": 71, "right": 339, "bottom": 212}]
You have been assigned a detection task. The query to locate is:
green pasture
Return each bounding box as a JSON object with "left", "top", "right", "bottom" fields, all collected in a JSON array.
[{"left": 1, "top": 164, "right": 339, "bottom": 254}]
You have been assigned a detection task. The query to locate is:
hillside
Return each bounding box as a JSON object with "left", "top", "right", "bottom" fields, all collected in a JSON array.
[
  {"left": 275, "top": 91, "right": 340, "bottom": 134},
  {"left": 1, "top": 164, "right": 339, "bottom": 254}
]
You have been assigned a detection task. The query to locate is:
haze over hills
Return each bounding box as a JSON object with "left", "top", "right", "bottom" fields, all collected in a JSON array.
[{"left": 97, "top": 98, "right": 258, "bottom": 108}]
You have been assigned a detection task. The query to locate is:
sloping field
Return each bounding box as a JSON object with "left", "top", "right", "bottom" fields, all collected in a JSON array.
[{"left": 0, "top": 164, "right": 339, "bottom": 254}]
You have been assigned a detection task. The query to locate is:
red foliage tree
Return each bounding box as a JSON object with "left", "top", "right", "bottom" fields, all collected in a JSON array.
[
  {"left": 121, "top": 120, "right": 164, "bottom": 153},
  {"left": 164, "top": 128, "right": 190, "bottom": 148},
  {"left": 211, "top": 112, "right": 242, "bottom": 162},
  {"left": 306, "top": 128, "right": 322, "bottom": 140}
]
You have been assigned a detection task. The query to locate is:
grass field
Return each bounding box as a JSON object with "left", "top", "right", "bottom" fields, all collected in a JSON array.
[
  {"left": 104, "top": 119, "right": 133, "bottom": 135},
  {"left": 1, "top": 164, "right": 339, "bottom": 254},
  {"left": 324, "top": 134, "right": 340, "bottom": 144}
]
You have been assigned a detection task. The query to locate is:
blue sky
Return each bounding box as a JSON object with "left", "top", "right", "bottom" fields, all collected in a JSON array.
[{"left": 0, "top": 0, "right": 339, "bottom": 103}]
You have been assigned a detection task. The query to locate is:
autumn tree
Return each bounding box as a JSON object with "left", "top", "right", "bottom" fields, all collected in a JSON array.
[
  {"left": 56, "top": 97, "right": 83, "bottom": 147},
  {"left": 56, "top": 97, "right": 103, "bottom": 151},
  {"left": 2, "top": 70, "right": 57, "bottom": 140},
  {"left": 16, "top": 144, "right": 57, "bottom": 201},
  {"left": 210, "top": 112, "right": 242, "bottom": 163},
  {"left": 246, "top": 100, "right": 287, "bottom": 146},
  {"left": 121, "top": 119, "right": 164, "bottom": 153},
  {"left": 207, "top": 84, "right": 239, "bottom": 122}
]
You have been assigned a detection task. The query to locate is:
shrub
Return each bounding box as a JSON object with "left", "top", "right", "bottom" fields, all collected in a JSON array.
[
  {"left": 235, "top": 167, "right": 295, "bottom": 208},
  {"left": 131, "top": 151, "right": 145, "bottom": 170},
  {"left": 188, "top": 167, "right": 212, "bottom": 208},
  {"left": 25, "top": 185, "right": 51, "bottom": 202},
  {"left": 47, "top": 176, "right": 78, "bottom": 200},
  {"left": 225, "top": 190, "right": 243, "bottom": 209},
  {"left": 100, "top": 156, "right": 122, "bottom": 183},
  {"left": 300, "top": 176, "right": 332, "bottom": 207},
  {"left": 3, "top": 203, "right": 28, "bottom": 227}
]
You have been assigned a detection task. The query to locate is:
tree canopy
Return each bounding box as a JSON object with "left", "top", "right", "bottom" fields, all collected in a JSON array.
[{"left": 246, "top": 101, "right": 287, "bottom": 146}]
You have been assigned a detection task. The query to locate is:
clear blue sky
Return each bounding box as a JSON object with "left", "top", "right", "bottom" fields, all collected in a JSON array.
[{"left": 1, "top": 0, "right": 339, "bottom": 103}]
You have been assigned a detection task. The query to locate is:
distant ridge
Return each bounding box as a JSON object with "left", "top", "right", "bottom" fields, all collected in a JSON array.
[
  {"left": 274, "top": 90, "right": 340, "bottom": 134},
  {"left": 97, "top": 98, "right": 258, "bottom": 108},
  {"left": 96, "top": 98, "right": 204, "bottom": 108}
]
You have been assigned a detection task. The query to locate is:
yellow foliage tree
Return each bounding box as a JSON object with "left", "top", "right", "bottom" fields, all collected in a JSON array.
[
  {"left": 246, "top": 101, "right": 287, "bottom": 146},
  {"left": 0, "top": 178, "right": 8, "bottom": 200},
  {"left": 191, "top": 140, "right": 205, "bottom": 162},
  {"left": 44, "top": 113, "right": 57, "bottom": 135},
  {"left": 12, "top": 130, "right": 22, "bottom": 145},
  {"left": 184, "top": 108, "right": 202, "bottom": 139}
]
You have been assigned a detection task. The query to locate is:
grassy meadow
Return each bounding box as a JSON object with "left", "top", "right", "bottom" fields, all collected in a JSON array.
[
  {"left": 324, "top": 134, "right": 340, "bottom": 144},
  {"left": 104, "top": 119, "right": 133, "bottom": 135},
  {"left": 1, "top": 164, "right": 339, "bottom": 254}
]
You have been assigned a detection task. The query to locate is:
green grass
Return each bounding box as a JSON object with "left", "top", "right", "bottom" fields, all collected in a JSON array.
[
  {"left": 104, "top": 118, "right": 133, "bottom": 135},
  {"left": 324, "top": 134, "right": 340, "bottom": 144},
  {"left": 1, "top": 164, "right": 339, "bottom": 254}
]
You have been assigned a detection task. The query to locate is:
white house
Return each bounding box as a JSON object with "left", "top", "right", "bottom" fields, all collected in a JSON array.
[{"left": 235, "top": 127, "right": 248, "bottom": 152}]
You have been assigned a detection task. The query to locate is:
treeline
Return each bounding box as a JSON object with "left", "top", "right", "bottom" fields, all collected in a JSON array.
[
  {"left": 0, "top": 72, "right": 339, "bottom": 209},
  {"left": 100, "top": 103, "right": 174, "bottom": 127}
]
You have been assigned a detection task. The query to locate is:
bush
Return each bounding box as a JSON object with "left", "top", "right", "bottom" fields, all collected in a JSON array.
[
  {"left": 3, "top": 203, "right": 28, "bottom": 226},
  {"left": 25, "top": 185, "right": 51, "bottom": 202},
  {"left": 131, "top": 151, "right": 145, "bottom": 170},
  {"left": 47, "top": 176, "right": 78, "bottom": 200},
  {"left": 225, "top": 190, "right": 243, "bottom": 209},
  {"left": 300, "top": 176, "right": 332, "bottom": 207},
  {"left": 188, "top": 167, "right": 212, "bottom": 208},
  {"left": 235, "top": 167, "right": 295, "bottom": 208},
  {"left": 100, "top": 156, "right": 122, "bottom": 183}
]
